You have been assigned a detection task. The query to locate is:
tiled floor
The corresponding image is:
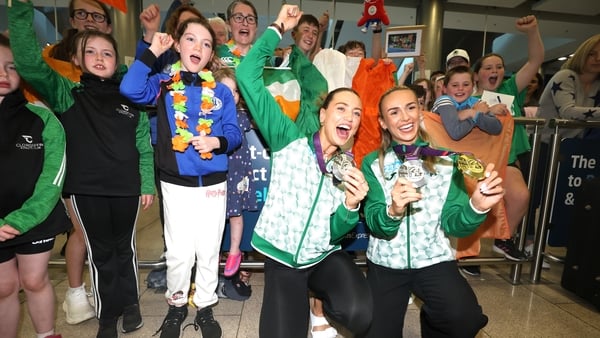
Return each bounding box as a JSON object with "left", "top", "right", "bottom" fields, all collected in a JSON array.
[{"left": 17, "top": 202, "right": 600, "bottom": 337}]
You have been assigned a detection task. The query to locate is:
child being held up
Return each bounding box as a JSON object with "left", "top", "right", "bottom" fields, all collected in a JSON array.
[{"left": 431, "top": 65, "right": 503, "bottom": 140}]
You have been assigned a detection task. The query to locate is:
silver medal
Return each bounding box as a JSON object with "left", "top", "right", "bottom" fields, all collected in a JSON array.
[
  {"left": 398, "top": 159, "right": 426, "bottom": 188},
  {"left": 330, "top": 153, "right": 356, "bottom": 181}
]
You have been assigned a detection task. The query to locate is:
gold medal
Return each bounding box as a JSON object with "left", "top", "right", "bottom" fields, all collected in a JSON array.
[{"left": 457, "top": 154, "right": 485, "bottom": 180}]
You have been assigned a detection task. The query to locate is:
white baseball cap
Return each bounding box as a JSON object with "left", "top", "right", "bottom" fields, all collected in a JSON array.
[{"left": 446, "top": 49, "right": 470, "bottom": 65}]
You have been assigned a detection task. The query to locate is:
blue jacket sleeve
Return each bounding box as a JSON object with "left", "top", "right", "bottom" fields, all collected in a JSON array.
[
  {"left": 120, "top": 49, "right": 163, "bottom": 105},
  {"left": 214, "top": 84, "right": 243, "bottom": 154}
]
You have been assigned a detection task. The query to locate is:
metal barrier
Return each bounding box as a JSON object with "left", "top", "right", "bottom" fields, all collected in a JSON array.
[
  {"left": 510, "top": 117, "right": 546, "bottom": 284},
  {"left": 48, "top": 256, "right": 525, "bottom": 271},
  {"left": 529, "top": 119, "right": 600, "bottom": 283},
  {"left": 50, "top": 117, "right": 589, "bottom": 286}
]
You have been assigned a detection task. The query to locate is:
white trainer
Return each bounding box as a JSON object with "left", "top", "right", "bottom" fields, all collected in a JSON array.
[{"left": 63, "top": 284, "right": 95, "bottom": 324}]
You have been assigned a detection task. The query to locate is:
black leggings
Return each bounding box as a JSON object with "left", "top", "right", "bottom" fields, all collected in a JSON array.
[
  {"left": 260, "top": 251, "right": 372, "bottom": 338},
  {"left": 364, "top": 260, "right": 488, "bottom": 338}
]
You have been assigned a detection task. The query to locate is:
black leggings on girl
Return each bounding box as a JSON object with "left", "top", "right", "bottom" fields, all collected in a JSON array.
[{"left": 260, "top": 250, "right": 372, "bottom": 338}]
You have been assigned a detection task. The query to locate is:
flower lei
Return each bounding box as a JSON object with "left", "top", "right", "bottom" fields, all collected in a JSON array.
[
  {"left": 168, "top": 61, "right": 216, "bottom": 159},
  {"left": 226, "top": 39, "right": 243, "bottom": 67}
]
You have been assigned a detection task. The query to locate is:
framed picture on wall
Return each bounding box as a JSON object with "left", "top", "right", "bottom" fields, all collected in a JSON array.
[{"left": 385, "top": 25, "right": 425, "bottom": 58}]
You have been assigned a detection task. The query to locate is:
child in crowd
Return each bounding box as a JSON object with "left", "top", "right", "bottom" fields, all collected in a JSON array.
[
  {"left": 406, "top": 84, "right": 427, "bottom": 111},
  {"left": 137, "top": 2, "right": 204, "bottom": 75},
  {"left": 9, "top": 1, "right": 155, "bottom": 337},
  {"left": 473, "top": 15, "right": 544, "bottom": 261},
  {"left": 433, "top": 74, "right": 446, "bottom": 100},
  {"left": 24, "top": 0, "right": 116, "bottom": 325},
  {"left": 446, "top": 48, "right": 470, "bottom": 70},
  {"left": 237, "top": 5, "right": 373, "bottom": 337},
  {"left": 361, "top": 86, "right": 504, "bottom": 337},
  {"left": 0, "top": 33, "right": 68, "bottom": 338},
  {"left": 212, "top": 68, "right": 257, "bottom": 283},
  {"left": 432, "top": 65, "right": 502, "bottom": 140},
  {"left": 291, "top": 14, "right": 321, "bottom": 58},
  {"left": 284, "top": 13, "right": 329, "bottom": 136},
  {"left": 120, "top": 17, "right": 241, "bottom": 338},
  {"left": 413, "top": 78, "right": 434, "bottom": 110},
  {"left": 136, "top": 1, "right": 206, "bottom": 288}
]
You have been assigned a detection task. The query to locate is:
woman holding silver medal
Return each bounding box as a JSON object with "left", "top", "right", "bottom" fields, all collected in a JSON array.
[
  {"left": 236, "top": 4, "right": 373, "bottom": 338},
  {"left": 360, "top": 86, "right": 504, "bottom": 337}
]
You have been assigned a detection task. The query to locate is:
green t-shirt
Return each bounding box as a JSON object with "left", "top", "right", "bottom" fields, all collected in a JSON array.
[{"left": 473, "top": 74, "right": 530, "bottom": 164}]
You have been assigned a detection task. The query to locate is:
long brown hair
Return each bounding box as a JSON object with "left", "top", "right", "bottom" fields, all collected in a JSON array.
[{"left": 376, "top": 86, "right": 437, "bottom": 176}]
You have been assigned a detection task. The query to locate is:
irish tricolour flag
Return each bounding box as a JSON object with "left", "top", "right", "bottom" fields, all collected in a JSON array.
[{"left": 263, "top": 67, "right": 301, "bottom": 122}]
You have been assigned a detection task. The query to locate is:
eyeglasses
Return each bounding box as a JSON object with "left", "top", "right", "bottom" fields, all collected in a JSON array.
[
  {"left": 72, "top": 9, "right": 107, "bottom": 23},
  {"left": 230, "top": 13, "right": 257, "bottom": 25}
]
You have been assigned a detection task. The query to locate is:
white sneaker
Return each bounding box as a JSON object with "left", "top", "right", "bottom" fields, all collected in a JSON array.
[
  {"left": 63, "top": 284, "right": 95, "bottom": 324},
  {"left": 524, "top": 243, "right": 551, "bottom": 269}
]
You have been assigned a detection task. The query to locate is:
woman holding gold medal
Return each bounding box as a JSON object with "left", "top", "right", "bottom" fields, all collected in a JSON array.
[{"left": 361, "top": 86, "right": 505, "bottom": 337}]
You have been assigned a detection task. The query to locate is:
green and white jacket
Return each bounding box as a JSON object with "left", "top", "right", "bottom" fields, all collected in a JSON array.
[
  {"left": 237, "top": 27, "right": 359, "bottom": 269},
  {"left": 362, "top": 141, "right": 488, "bottom": 269}
]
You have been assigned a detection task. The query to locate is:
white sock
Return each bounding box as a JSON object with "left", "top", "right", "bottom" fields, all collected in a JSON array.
[
  {"left": 67, "top": 283, "right": 85, "bottom": 295},
  {"left": 36, "top": 329, "right": 54, "bottom": 338}
]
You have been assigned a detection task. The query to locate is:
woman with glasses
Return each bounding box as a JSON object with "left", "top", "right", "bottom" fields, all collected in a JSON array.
[
  {"left": 20, "top": 0, "right": 114, "bottom": 328},
  {"left": 216, "top": 0, "right": 259, "bottom": 68}
]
